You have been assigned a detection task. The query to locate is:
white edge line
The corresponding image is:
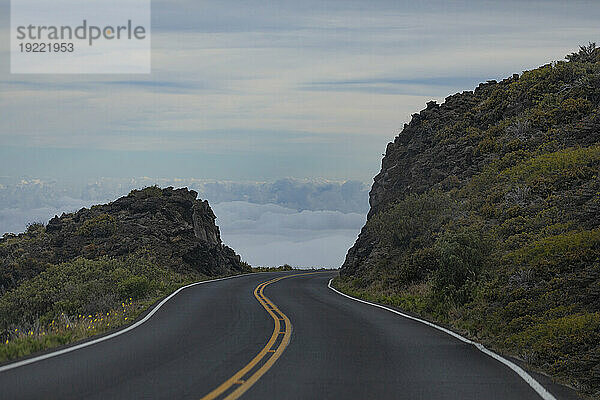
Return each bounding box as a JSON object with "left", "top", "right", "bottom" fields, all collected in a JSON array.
[
  {"left": 0, "top": 273, "right": 260, "bottom": 373},
  {"left": 327, "top": 278, "right": 557, "bottom": 400}
]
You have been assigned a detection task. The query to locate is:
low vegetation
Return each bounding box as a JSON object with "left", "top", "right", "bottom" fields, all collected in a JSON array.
[
  {"left": 0, "top": 254, "right": 212, "bottom": 362},
  {"left": 251, "top": 264, "right": 295, "bottom": 272}
]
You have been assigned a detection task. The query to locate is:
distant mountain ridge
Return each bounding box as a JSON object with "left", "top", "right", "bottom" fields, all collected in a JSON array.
[{"left": 338, "top": 44, "right": 600, "bottom": 396}]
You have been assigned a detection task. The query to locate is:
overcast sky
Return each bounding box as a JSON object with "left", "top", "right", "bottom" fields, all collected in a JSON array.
[
  {"left": 1, "top": 0, "right": 598, "bottom": 181},
  {"left": 1, "top": 1, "right": 598, "bottom": 267}
]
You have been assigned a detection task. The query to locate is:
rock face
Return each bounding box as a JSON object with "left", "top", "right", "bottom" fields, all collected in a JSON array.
[
  {"left": 341, "top": 84, "right": 510, "bottom": 277},
  {"left": 0, "top": 187, "right": 248, "bottom": 291}
]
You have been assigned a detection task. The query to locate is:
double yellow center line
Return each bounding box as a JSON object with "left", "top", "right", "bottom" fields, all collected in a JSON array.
[{"left": 200, "top": 273, "right": 317, "bottom": 400}]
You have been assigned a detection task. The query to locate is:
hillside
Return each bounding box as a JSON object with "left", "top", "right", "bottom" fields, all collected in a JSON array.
[
  {"left": 0, "top": 186, "right": 248, "bottom": 360},
  {"left": 336, "top": 43, "right": 600, "bottom": 397}
]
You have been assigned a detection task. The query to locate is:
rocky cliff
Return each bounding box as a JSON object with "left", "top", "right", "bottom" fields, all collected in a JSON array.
[
  {"left": 0, "top": 186, "right": 247, "bottom": 293},
  {"left": 338, "top": 44, "right": 600, "bottom": 396}
]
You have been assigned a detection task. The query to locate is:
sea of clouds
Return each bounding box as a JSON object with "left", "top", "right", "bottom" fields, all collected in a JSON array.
[{"left": 0, "top": 177, "right": 369, "bottom": 268}]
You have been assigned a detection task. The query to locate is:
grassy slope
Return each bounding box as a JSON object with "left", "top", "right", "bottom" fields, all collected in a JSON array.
[
  {"left": 336, "top": 45, "right": 600, "bottom": 397},
  {"left": 0, "top": 254, "right": 229, "bottom": 362}
]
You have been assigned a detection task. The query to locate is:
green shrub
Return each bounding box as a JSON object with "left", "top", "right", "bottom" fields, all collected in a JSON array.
[
  {"left": 501, "top": 145, "right": 600, "bottom": 184},
  {"left": 505, "top": 229, "right": 600, "bottom": 275},
  {"left": 432, "top": 229, "right": 490, "bottom": 305},
  {"left": 368, "top": 190, "right": 454, "bottom": 249},
  {"left": 506, "top": 312, "right": 600, "bottom": 387},
  {"left": 76, "top": 214, "right": 117, "bottom": 237},
  {"left": 118, "top": 276, "right": 151, "bottom": 300}
]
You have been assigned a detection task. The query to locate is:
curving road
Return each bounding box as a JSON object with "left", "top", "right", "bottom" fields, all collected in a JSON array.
[{"left": 0, "top": 271, "right": 579, "bottom": 400}]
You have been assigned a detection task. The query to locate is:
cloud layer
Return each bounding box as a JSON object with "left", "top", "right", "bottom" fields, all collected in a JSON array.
[
  {"left": 0, "top": 178, "right": 367, "bottom": 267},
  {"left": 212, "top": 201, "right": 365, "bottom": 267}
]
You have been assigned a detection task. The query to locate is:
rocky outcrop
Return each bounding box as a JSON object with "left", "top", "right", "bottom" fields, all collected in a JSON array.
[
  {"left": 0, "top": 186, "right": 248, "bottom": 292},
  {"left": 192, "top": 200, "right": 220, "bottom": 245},
  {"left": 342, "top": 61, "right": 600, "bottom": 278}
]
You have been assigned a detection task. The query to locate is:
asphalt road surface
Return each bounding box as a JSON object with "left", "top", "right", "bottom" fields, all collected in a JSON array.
[{"left": 0, "top": 271, "right": 579, "bottom": 400}]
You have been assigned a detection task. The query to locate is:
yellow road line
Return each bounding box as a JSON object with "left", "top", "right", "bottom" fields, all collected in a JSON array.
[{"left": 199, "top": 273, "right": 321, "bottom": 400}]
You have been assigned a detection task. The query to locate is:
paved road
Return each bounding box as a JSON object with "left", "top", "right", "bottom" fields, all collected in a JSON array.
[{"left": 0, "top": 272, "right": 578, "bottom": 400}]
